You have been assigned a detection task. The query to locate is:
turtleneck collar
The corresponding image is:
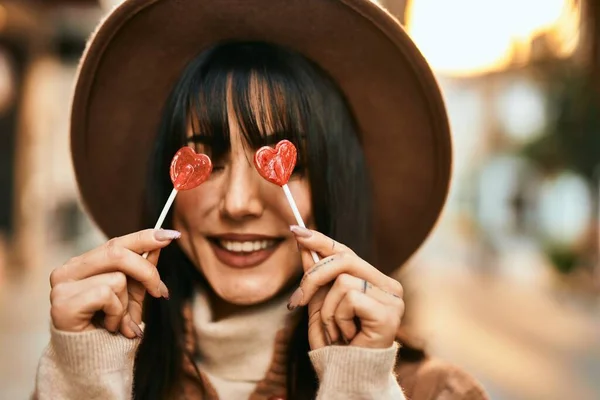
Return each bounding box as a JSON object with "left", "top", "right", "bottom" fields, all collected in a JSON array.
[{"left": 192, "top": 285, "right": 296, "bottom": 381}]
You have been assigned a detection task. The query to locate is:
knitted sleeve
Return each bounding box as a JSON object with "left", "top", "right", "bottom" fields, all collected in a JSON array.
[
  {"left": 308, "top": 342, "right": 406, "bottom": 399},
  {"left": 32, "top": 324, "right": 141, "bottom": 400}
]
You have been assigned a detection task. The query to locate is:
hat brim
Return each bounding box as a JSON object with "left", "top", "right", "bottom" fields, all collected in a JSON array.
[{"left": 71, "top": 0, "right": 452, "bottom": 273}]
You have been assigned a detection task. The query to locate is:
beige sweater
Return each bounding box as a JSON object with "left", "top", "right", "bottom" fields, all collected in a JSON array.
[{"left": 33, "top": 288, "right": 405, "bottom": 399}]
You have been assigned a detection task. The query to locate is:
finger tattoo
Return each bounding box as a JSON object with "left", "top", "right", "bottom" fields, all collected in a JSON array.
[
  {"left": 375, "top": 285, "right": 401, "bottom": 299},
  {"left": 300, "top": 256, "right": 337, "bottom": 285},
  {"left": 307, "top": 256, "right": 336, "bottom": 275}
]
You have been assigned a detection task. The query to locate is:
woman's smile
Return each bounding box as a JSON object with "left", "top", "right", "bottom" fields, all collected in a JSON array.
[{"left": 207, "top": 232, "right": 285, "bottom": 268}]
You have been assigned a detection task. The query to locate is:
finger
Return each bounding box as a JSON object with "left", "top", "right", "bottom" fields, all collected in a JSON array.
[
  {"left": 292, "top": 253, "right": 403, "bottom": 308},
  {"left": 73, "top": 285, "right": 124, "bottom": 333},
  {"left": 51, "top": 272, "right": 128, "bottom": 308},
  {"left": 334, "top": 289, "right": 367, "bottom": 342},
  {"left": 50, "top": 228, "right": 178, "bottom": 286},
  {"left": 50, "top": 273, "right": 141, "bottom": 338},
  {"left": 321, "top": 309, "right": 343, "bottom": 345},
  {"left": 124, "top": 248, "right": 162, "bottom": 337},
  {"left": 307, "top": 300, "right": 329, "bottom": 349},
  {"left": 146, "top": 248, "right": 161, "bottom": 266},
  {"left": 126, "top": 278, "right": 146, "bottom": 326},
  {"left": 51, "top": 242, "right": 170, "bottom": 299},
  {"left": 117, "top": 281, "right": 144, "bottom": 339},
  {"left": 290, "top": 225, "right": 353, "bottom": 260},
  {"left": 321, "top": 274, "right": 401, "bottom": 342},
  {"left": 107, "top": 228, "right": 180, "bottom": 255},
  {"left": 335, "top": 290, "right": 397, "bottom": 348}
]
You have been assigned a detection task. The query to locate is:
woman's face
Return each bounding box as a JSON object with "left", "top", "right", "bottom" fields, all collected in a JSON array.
[{"left": 172, "top": 93, "right": 312, "bottom": 306}]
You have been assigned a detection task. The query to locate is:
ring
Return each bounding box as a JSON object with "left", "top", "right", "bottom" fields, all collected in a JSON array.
[{"left": 362, "top": 279, "right": 368, "bottom": 294}]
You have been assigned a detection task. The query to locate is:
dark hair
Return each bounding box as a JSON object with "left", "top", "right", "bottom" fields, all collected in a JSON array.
[{"left": 133, "top": 41, "right": 386, "bottom": 399}]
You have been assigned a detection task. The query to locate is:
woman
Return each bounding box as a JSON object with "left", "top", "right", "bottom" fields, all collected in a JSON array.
[{"left": 34, "top": 0, "right": 489, "bottom": 399}]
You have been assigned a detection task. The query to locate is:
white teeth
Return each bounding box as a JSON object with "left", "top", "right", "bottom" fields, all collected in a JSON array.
[{"left": 220, "top": 240, "right": 274, "bottom": 252}]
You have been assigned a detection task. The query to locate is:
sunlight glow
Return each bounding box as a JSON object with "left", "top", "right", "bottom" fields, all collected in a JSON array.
[{"left": 406, "top": 0, "right": 580, "bottom": 76}]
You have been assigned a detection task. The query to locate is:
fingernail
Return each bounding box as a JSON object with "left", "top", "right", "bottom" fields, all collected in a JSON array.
[
  {"left": 158, "top": 281, "right": 170, "bottom": 299},
  {"left": 129, "top": 320, "right": 144, "bottom": 338},
  {"left": 154, "top": 229, "right": 181, "bottom": 241},
  {"left": 287, "top": 287, "right": 303, "bottom": 310},
  {"left": 290, "top": 225, "right": 312, "bottom": 238}
]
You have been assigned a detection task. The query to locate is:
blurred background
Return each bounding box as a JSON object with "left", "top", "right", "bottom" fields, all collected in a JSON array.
[{"left": 0, "top": 0, "right": 598, "bottom": 399}]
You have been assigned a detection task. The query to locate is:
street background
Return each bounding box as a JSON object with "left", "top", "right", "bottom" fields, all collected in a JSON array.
[{"left": 0, "top": 1, "right": 598, "bottom": 399}]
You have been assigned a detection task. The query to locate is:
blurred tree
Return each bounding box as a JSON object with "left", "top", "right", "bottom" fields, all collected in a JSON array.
[
  {"left": 523, "top": 71, "right": 600, "bottom": 182},
  {"left": 584, "top": 0, "right": 600, "bottom": 89},
  {"left": 522, "top": 0, "right": 600, "bottom": 281}
]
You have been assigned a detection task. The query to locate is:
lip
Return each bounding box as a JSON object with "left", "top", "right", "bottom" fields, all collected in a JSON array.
[{"left": 208, "top": 233, "right": 283, "bottom": 269}]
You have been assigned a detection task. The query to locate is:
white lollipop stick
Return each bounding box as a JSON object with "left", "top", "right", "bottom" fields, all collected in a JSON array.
[
  {"left": 282, "top": 184, "right": 320, "bottom": 263},
  {"left": 142, "top": 188, "right": 179, "bottom": 259}
]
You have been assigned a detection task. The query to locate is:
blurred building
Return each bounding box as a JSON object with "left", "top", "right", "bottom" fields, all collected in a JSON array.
[
  {"left": 404, "top": 0, "right": 600, "bottom": 285},
  {"left": 0, "top": 1, "right": 104, "bottom": 275}
]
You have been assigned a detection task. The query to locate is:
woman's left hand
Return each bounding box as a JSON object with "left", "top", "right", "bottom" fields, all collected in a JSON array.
[{"left": 288, "top": 225, "right": 405, "bottom": 351}]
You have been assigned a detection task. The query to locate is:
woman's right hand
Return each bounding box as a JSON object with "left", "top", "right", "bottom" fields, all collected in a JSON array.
[{"left": 48, "top": 229, "right": 180, "bottom": 339}]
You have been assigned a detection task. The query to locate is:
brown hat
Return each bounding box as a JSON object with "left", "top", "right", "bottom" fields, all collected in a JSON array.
[{"left": 70, "top": 0, "right": 452, "bottom": 273}]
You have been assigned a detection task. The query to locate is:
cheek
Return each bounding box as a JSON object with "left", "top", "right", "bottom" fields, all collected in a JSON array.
[
  {"left": 173, "top": 185, "right": 217, "bottom": 227},
  {"left": 286, "top": 178, "right": 313, "bottom": 223}
]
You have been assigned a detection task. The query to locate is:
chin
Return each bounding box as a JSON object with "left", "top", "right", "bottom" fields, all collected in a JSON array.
[{"left": 207, "top": 272, "right": 291, "bottom": 305}]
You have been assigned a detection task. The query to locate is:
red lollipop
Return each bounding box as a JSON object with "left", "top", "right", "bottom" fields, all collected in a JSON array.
[
  {"left": 143, "top": 146, "right": 212, "bottom": 259},
  {"left": 254, "top": 140, "right": 319, "bottom": 263},
  {"left": 254, "top": 139, "right": 297, "bottom": 186},
  {"left": 170, "top": 146, "right": 212, "bottom": 190}
]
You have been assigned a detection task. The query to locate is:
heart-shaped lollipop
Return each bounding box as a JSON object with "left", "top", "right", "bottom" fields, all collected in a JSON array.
[
  {"left": 142, "top": 146, "right": 212, "bottom": 259},
  {"left": 170, "top": 146, "right": 212, "bottom": 190},
  {"left": 254, "top": 139, "right": 297, "bottom": 186},
  {"left": 254, "top": 139, "right": 319, "bottom": 264}
]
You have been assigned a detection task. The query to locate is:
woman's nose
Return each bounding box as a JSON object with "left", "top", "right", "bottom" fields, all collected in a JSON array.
[{"left": 219, "top": 160, "right": 265, "bottom": 220}]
